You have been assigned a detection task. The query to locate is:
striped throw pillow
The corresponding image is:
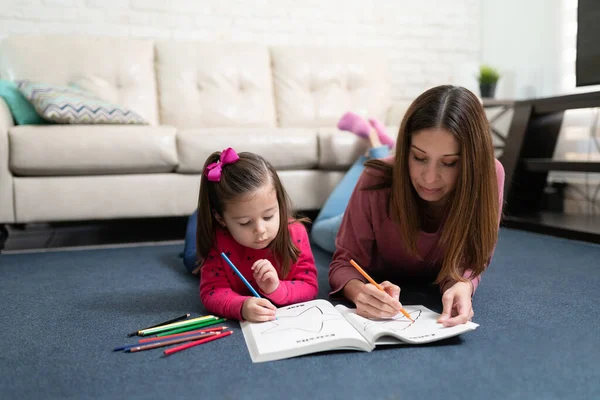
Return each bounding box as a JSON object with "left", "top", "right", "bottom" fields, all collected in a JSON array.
[{"left": 17, "top": 81, "right": 148, "bottom": 125}]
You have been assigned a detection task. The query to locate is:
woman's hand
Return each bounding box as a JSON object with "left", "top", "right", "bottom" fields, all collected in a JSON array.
[
  {"left": 242, "top": 298, "right": 277, "bottom": 322},
  {"left": 252, "top": 259, "right": 279, "bottom": 294},
  {"left": 438, "top": 281, "right": 474, "bottom": 327},
  {"left": 344, "top": 279, "right": 403, "bottom": 319}
]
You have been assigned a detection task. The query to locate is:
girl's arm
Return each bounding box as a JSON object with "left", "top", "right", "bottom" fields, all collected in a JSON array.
[
  {"left": 261, "top": 224, "right": 319, "bottom": 306},
  {"left": 200, "top": 250, "right": 251, "bottom": 320}
]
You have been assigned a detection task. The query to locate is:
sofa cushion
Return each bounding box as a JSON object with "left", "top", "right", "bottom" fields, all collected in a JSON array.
[
  {"left": 176, "top": 128, "right": 318, "bottom": 173},
  {"left": 155, "top": 42, "right": 276, "bottom": 129},
  {"left": 17, "top": 81, "right": 148, "bottom": 125},
  {"left": 0, "top": 35, "right": 158, "bottom": 125},
  {"left": 11, "top": 170, "right": 345, "bottom": 222},
  {"left": 9, "top": 125, "right": 178, "bottom": 176},
  {"left": 317, "top": 129, "right": 369, "bottom": 170},
  {"left": 0, "top": 80, "right": 47, "bottom": 125},
  {"left": 270, "top": 47, "right": 392, "bottom": 127},
  {"left": 317, "top": 127, "right": 397, "bottom": 170}
]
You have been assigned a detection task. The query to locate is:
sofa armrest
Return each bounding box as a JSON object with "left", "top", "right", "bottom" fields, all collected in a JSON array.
[
  {"left": 385, "top": 101, "right": 411, "bottom": 128},
  {"left": 0, "top": 97, "right": 15, "bottom": 223}
]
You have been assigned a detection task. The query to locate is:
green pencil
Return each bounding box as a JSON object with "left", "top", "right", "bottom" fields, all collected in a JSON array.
[
  {"left": 138, "top": 315, "right": 216, "bottom": 336},
  {"left": 155, "top": 318, "right": 227, "bottom": 337}
]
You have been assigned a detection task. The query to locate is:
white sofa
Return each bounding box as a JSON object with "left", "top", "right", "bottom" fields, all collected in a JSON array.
[{"left": 0, "top": 35, "right": 405, "bottom": 225}]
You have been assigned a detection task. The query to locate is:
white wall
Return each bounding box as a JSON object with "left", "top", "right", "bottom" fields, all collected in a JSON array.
[
  {"left": 0, "top": 0, "right": 481, "bottom": 108},
  {"left": 480, "top": 0, "right": 563, "bottom": 100}
]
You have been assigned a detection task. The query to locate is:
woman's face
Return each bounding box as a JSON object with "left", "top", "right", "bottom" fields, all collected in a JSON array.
[{"left": 408, "top": 128, "right": 460, "bottom": 206}]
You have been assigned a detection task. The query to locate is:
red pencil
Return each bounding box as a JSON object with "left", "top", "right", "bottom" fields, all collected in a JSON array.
[
  {"left": 163, "top": 330, "right": 233, "bottom": 356},
  {"left": 138, "top": 326, "right": 228, "bottom": 344}
]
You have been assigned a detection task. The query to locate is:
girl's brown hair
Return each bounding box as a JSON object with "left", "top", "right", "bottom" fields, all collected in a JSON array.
[
  {"left": 365, "top": 85, "right": 500, "bottom": 284},
  {"left": 196, "top": 151, "right": 306, "bottom": 277}
]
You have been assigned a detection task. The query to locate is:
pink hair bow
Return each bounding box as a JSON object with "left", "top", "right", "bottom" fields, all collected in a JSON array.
[{"left": 205, "top": 147, "right": 240, "bottom": 182}]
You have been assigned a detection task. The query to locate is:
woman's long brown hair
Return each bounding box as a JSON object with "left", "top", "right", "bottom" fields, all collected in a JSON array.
[
  {"left": 365, "top": 85, "right": 500, "bottom": 284},
  {"left": 196, "top": 151, "right": 306, "bottom": 278}
]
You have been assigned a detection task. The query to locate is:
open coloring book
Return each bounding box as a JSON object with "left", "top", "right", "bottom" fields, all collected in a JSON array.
[{"left": 240, "top": 299, "right": 479, "bottom": 363}]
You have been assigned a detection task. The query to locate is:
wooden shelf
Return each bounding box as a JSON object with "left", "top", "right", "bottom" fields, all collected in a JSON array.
[
  {"left": 503, "top": 212, "right": 600, "bottom": 244},
  {"left": 520, "top": 91, "right": 600, "bottom": 114},
  {"left": 500, "top": 90, "right": 600, "bottom": 243},
  {"left": 523, "top": 159, "right": 600, "bottom": 172}
]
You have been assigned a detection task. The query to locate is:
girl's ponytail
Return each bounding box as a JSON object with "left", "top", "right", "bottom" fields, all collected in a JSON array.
[{"left": 196, "top": 151, "right": 221, "bottom": 262}]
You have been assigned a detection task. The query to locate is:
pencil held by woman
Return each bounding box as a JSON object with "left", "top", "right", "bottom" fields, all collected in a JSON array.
[{"left": 349, "top": 259, "right": 414, "bottom": 322}]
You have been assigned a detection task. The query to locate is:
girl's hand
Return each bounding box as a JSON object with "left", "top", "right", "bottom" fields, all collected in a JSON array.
[
  {"left": 242, "top": 298, "right": 277, "bottom": 322},
  {"left": 438, "top": 281, "right": 474, "bottom": 327},
  {"left": 346, "top": 279, "right": 403, "bottom": 319},
  {"left": 252, "top": 259, "right": 280, "bottom": 294}
]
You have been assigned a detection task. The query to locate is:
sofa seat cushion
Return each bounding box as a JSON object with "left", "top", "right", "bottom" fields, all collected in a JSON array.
[
  {"left": 9, "top": 125, "right": 178, "bottom": 176},
  {"left": 317, "top": 128, "right": 370, "bottom": 170},
  {"left": 176, "top": 128, "right": 318, "bottom": 173},
  {"left": 318, "top": 126, "right": 397, "bottom": 170}
]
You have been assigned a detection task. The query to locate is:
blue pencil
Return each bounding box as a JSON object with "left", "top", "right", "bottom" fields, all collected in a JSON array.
[{"left": 220, "top": 252, "right": 261, "bottom": 298}]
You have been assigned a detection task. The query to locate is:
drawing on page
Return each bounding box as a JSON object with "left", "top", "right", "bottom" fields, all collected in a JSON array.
[
  {"left": 260, "top": 306, "right": 343, "bottom": 334},
  {"left": 362, "top": 309, "right": 423, "bottom": 332}
]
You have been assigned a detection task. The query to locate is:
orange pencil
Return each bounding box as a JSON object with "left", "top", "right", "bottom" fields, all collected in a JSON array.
[
  {"left": 349, "top": 259, "right": 414, "bottom": 322},
  {"left": 163, "top": 330, "right": 233, "bottom": 356}
]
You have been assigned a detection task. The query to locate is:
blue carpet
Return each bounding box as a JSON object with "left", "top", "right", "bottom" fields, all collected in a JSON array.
[{"left": 0, "top": 228, "right": 599, "bottom": 400}]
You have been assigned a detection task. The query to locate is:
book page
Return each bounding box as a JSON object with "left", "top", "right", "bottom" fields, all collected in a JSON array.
[
  {"left": 335, "top": 305, "right": 479, "bottom": 345},
  {"left": 240, "top": 299, "right": 373, "bottom": 363}
]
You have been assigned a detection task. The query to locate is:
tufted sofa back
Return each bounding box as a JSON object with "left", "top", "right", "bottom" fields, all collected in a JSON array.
[
  {"left": 155, "top": 41, "right": 276, "bottom": 129},
  {"left": 0, "top": 35, "right": 159, "bottom": 125},
  {"left": 0, "top": 36, "right": 392, "bottom": 129},
  {"left": 270, "top": 46, "right": 391, "bottom": 128}
]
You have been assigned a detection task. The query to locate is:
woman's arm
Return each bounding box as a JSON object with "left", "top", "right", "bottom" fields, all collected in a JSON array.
[{"left": 328, "top": 171, "right": 377, "bottom": 296}]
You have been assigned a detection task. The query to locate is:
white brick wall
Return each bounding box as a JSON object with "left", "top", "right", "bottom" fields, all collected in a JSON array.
[{"left": 0, "top": 0, "right": 481, "bottom": 105}]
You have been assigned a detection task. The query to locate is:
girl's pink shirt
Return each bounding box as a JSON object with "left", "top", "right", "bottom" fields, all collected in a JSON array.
[
  {"left": 329, "top": 157, "right": 505, "bottom": 296},
  {"left": 200, "top": 222, "right": 318, "bottom": 320}
]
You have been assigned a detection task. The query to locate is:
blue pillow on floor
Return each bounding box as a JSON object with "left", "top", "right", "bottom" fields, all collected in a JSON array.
[{"left": 0, "top": 79, "right": 47, "bottom": 125}]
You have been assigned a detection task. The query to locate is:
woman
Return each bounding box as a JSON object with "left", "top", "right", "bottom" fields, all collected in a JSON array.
[{"left": 327, "top": 85, "right": 504, "bottom": 327}]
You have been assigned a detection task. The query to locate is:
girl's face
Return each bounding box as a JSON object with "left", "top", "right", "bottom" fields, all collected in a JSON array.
[
  {"left": 216, "top": 183, "right": 280, "bottom": 250},
  {"left": 408, "top": 128, "right": 460, "bottom": 207}
]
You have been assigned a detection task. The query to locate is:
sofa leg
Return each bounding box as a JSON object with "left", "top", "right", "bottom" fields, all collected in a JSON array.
[{"left": 0, "top": 224, "right": 8, "bottom": 252}]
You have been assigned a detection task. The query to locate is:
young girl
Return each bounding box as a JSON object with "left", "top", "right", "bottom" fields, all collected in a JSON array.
[
  {"left": 327, "top": 85, "right": 505, "bottom": 327},
  {"left": 196, "top": 148, "right": 318, "bottom": 322}
]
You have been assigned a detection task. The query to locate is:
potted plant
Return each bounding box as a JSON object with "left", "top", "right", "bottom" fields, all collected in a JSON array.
[{"left": 477, "top": 65, "right": 500, "bottom": 98}]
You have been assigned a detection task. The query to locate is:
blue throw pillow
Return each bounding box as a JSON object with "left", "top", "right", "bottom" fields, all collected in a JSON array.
[{"left": 0, "top": 80, "right": 47, "bottom": 125}]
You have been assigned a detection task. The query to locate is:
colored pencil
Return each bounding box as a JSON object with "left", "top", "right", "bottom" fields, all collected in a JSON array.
[
  {"left": 163, "top": 330, "right": 233, "bottom": 356},
  {"left": 127, "top": 332, "right": 219, "bottom": 353},
  {"left": 349, "top": 259, "right": 414, "bottom": 322},
  {"left": 220, "top": 252, "right": 261, "bottom": 298},
  {"left": 155, "top": 318, "right": 226, "bottom": 337},
  {"left": 138, "top": 315, "right": 216, "bottom": 336},
  {"left": 138, "top": 326, "right": 228, "bottom": 343},
  {"left": 127, "top": 313, "right": 191, "bottom": 337},
  {"left": 113, "top": 328, "right": 229, "bottom": 352}
]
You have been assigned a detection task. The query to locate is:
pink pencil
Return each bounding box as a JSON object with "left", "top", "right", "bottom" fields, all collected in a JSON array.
[{"left": 163, "top": 330, "right": 233, "bottom": 356}]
